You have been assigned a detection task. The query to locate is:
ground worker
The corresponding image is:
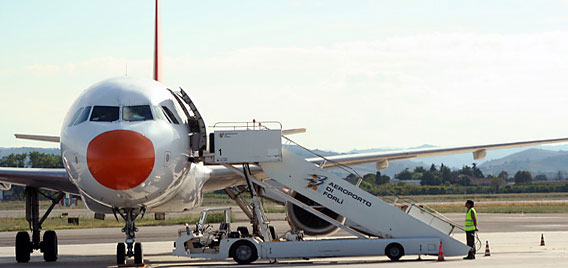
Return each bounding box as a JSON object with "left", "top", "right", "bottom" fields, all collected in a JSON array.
[{"left": 464, "top": 199, "right": 478, "bottom": 259}]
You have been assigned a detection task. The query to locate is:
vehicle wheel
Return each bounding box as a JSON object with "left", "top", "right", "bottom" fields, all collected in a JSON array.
[
  {"left": 385, "top": 243, "right": 404, "bottom": 261},
  {"left": 42, "top": 230, "right": 58, "bottom": 262},
  {"left": 230, "top": 240, "right": 258, "bottom": 264},
  {"left": 116, "top": 243, "right": 126, "bottom": 265},
  {"left": 15, "top": 231, "right": 31, "bottom": 263},
  {"left": 134, "top": 242, "right": 143, "bottom": 265}
]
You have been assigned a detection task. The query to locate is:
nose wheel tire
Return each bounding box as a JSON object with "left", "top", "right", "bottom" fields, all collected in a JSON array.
[
  {"left": 230, "top": 240, "right": 258, "bottom": 264},
  {"left": 41, "top": 230, "right": 58, "bottom": 262},
  {"left": 116, "top": 243, "right": 126, "bottom": 265},
  {"left": 134, "top": 242, "right": 143, "bottom": 265},
  {"left": 15, "top": 231, "right": 31, "bottom": 263}
]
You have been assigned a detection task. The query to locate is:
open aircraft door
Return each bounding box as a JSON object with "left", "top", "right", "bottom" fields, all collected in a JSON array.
[{"left": 167, "top": 87, "right": 208, "bottom": 159}]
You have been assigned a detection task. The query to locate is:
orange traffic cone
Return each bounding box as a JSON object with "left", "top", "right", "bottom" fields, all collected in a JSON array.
[
  {"left": 484, "top": 241, "right": 491, "bottom": 256},
  {"left": 540, "top": 233, "right": 545, "bottom": 246},
  {"left": 437, "top": 241, "right": 445, "bottom": 261}
]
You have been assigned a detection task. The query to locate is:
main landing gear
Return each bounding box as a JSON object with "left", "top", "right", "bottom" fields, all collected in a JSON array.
[
  {"left": 113, "top": 207, "right": 145, "bottom": 266},
  {"left": 15, "top": 186, "right": 64, "bottom": 263}
]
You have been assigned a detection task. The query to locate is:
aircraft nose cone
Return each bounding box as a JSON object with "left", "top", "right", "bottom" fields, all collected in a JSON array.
[{"left": 87, "top": 130, "right": 155, "bottom": 190}]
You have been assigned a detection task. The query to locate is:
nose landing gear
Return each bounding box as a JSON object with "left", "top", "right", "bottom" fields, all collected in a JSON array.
[{"left": 114, "top": 207, "right": 145, "bottom": 266}]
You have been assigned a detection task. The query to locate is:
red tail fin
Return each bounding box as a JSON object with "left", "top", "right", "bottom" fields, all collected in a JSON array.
[{"left": 153, "top": 0, "right": 162, "bottom": 82}]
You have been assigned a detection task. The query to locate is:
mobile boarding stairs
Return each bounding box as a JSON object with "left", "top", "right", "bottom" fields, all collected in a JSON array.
[{"left": 173, "top": 122, "right": 470, "bottom": 263}]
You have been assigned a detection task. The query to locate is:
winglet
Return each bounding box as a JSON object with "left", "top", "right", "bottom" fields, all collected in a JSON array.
[
  {"left": 15, "top": 134, "right": 60, "bottom": 143},
  {"left": 153, "top": 0, "right": 162, "bottom": 82}
]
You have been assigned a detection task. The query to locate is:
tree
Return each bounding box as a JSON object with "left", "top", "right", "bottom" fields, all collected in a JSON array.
[
  {"left": 458, "top": 176, "right": 473, "bottom": 186},
  {"left": 472, "top": 163, "right": 484, "bottom": 178},
  {"left": 0, "top": 153, "right": 27, "bottom": 167},
  {"left": 498, "top": 170, "right": 509, "bottom": 180},
  {"left": 514, "top": 171, "right": 533, "bottom": 185},
  {"left": 362, "top": 173, "right": 376, "bottom": 184},
  {"left": 375, "top": 171, "right": 390, "bottom": 185},
  {"left": 430, "top": 164, "right": 437, "bottom": 172},
  {"left": 413, "top": 166, "right": 426, "bottom": 173},
  {"left": 490, "top": 176, "right": 506, "bottom": 189},
  {"left": 420, "top": 171, "right": 442, "bottom": 186},
  {"left": 459, "top": 165, "right": 474, "bottom": 176},
  {"left": 440, "top": 164, "right": 452, "bottom": 183},
  {"left": 411, "top": 172, "right": 423, "bottom": 180},
  {"left": 534, "top": 174, "right": 548, "bottom": 181},
  {"left": 359, "top": 180, "right": 375, "bottom": 192},
  {"left": 395, "top": 169, "right": 412, "bottom": 180},
  {"left": 28, "top": 152, "right": 63, "bottom": 168}
]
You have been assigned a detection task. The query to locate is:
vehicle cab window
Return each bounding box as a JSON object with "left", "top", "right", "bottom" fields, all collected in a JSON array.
[
  {"left": 123, "top": 105, "right": 153, "bottom": 121},
  {"left": 90, "top": 106, "right": 119, "bottom": 122}
]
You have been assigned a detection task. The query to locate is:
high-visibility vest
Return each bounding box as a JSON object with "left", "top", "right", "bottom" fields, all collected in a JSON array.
[{"left": 465, "top": 208, "right": 477, "bottom": 231}]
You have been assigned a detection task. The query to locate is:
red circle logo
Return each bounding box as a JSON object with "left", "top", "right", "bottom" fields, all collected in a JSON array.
[{"left": 87, "top": 130, "right": 155, "bottom": 190}]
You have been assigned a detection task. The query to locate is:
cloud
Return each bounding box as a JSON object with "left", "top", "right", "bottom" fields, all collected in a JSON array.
[
  {"left": 25, "top": 64, "right": 60, "bottom": 74},
  {"left": 164, "top": 32, "right": 568, "bottom": 150},
  {"left": 7, "top": 31, "right": 568, "bottom": 151}
]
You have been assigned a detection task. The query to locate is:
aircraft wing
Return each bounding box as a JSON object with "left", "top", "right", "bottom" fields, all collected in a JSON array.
[
  {"left": 4, "top": 137, "right": 566, "bottom": 195},
  {"left": 202, "top": 137, "right": 568, "bottom": 190},
  {"left": 0, "top": 168, "right": 79, "bottom": 194},
  {"left": 14, "top": 134, "right": 60, "bottom": 143},
  {"left": 307, "top": 137, "right": 568, "bottom": 168}
]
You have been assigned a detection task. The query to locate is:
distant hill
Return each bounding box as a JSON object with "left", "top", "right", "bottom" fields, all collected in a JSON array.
[
  {"left": 285, "top": 145, "right": 429, "bottom": 177},
  {"left": 479, "top": 148, "right": 568, "bottom": 179},
  {"left": 0, "top": 147, "right": 60, "bottom": 158},
  {"left": 286, "top": 144, "right": 568, "bottom": 178},
  {"left": 345, "top": 144, "right": 568, "bottom": 168},
  {"left": 347, "top": 160, "right": 429, "bottom": 177}
]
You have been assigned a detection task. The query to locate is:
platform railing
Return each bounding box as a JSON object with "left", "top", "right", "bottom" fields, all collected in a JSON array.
[
  {"left": 380, "top": 194, "right": 464, "bottom": 235},
  {"left": 212, "top": 121, "right": 282, "bottom": 131}
]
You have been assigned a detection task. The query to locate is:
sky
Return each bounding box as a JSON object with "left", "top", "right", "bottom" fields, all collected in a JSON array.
[{"left": 2, "top": 0, "right": 568, "bottom": 152}]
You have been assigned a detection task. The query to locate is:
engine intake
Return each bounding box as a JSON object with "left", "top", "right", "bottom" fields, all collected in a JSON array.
[{"left": 285, "top": 192, "right": 344, "bottom": 236}]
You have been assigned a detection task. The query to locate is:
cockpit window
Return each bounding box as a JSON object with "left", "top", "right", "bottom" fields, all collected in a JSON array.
[
  {"left": 90, "top": 106, "right": 119, "bottom": 122},
  {"left": 67, "top": 107, "right": 84, "bottom": 127},
  {"left": 153, "top": 106, "right": 169, "bottom": 122},
  {"left": 161, "top": 106, "right": 180, "bottom": 124},
  {"left": 123, "top": 105, "right": 153, "bottom": 121},
  {"left": 74, "top": 106, "right": 92, "bottom": 125}
]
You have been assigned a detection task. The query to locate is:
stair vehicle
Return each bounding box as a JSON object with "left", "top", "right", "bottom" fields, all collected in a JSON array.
[{"left": 173, "top": 122, "right": 470, "bottom": 263}]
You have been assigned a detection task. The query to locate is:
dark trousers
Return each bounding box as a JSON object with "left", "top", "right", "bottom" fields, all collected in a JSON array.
[{"left": 466, "top": 230, "right": 476, "bottom": 257}]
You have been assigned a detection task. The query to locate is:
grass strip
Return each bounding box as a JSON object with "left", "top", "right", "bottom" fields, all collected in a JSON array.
[
  {"left": 0, "top": 212, "right": 231, "bottom": 232},
  {"left": 427, "top": 202, "right": 568, "bottom": 213}
]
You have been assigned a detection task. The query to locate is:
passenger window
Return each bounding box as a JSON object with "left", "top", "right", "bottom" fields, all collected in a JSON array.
[
  {"left": 123, "top": 105, "right": 153, "bottom": 121},
  {"left": 74, "top": 106, "right": 92, "bottom": 125},
  {"left": 161, "top": 106, "right": 180, "bottom": 124},
  {"left": 67, "top": 107, "right": 84, "bottom": 127},
  {"left": 90, "top": 106, "right": 119, "bottom": 122}
]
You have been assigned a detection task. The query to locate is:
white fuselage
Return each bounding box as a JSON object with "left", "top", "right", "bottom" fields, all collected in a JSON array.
[{"left": 60, "top": 77, "right": 210, "bottom": 212}]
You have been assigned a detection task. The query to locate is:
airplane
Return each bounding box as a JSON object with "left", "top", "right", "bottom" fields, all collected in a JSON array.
[{"left": 1, "top": 0, "right": 568, "bottom": 265}]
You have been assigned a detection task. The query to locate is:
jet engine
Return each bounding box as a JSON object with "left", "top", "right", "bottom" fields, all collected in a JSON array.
[{"left": 285, "top": 192, "right": 344, "bottom": 236}]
